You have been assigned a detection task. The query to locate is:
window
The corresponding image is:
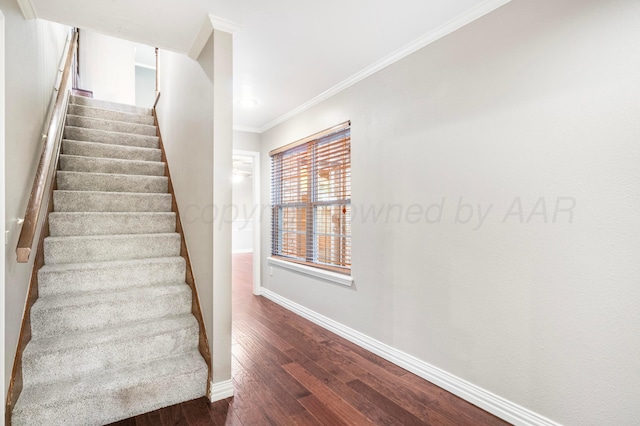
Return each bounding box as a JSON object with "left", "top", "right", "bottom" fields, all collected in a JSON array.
[{"left": 270, "top": 121, "right": 351, "bottom": 274}]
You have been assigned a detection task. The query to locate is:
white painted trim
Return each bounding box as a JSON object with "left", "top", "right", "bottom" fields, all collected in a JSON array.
[
  {"left": 258, "top": 0, "right": 512, "bottom": 133},
  {"left": 233, "top": 125, "right": 261, "bottom": 134},
  {"left": 259, "top": 288, "right": 562, "bottom": 426},
  {"left": 268, "top": 257, "right": 353, "bottom": 287},
  {"left": 16, "top": 0, "right": 37, "bottom": 20},
  {"left": 232, "top": 248, "right": 253, "bottom": 254},
  {"left": 209, "top": 14, "right": 242, "bottom": 35},
  {"left": 209, "top": 379, "right": 234, "bottom": 402},
  {"left": 234, "top": 149, "right": 261, "bottom": 295}
]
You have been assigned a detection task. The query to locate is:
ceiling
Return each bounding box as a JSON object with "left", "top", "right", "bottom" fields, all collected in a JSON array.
[{"left": 21, "top": 0, "right": 510, "bottom": 132}]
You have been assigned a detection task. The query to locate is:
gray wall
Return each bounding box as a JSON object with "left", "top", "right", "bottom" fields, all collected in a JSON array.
[
  {"left": 79, "top": 30, "right": 136, "bottom": 104},
  {"left": 233, "top": 130, "right": 260, "bottom": 152},
  {"left": 259, "top": 0, "right": 640, "bottom": 424},
  {"left": 135, "top": 65, "right": 155, "bottom": 108},
  {"left": 156, "top": 29, "right": 234, "bottom": 390},
  {"left": 156, "top": 38, "right": 215, "bottom": 388},
  {"left": 1, "top": 0, "right": 70, "bottom": 393}
]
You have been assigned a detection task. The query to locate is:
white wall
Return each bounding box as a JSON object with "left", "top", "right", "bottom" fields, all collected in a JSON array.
[
  {"left": 156, "top": 28, "right": 234, "bottom": 393},
  {"left": 259, "top": 0, "right": 640, "bottom": 424},
  {"left": 1, "top": 0, "right": 70, "bottom": 394},
  {"left": 79, "top": 30, "right": 135, "bottom": 104}
]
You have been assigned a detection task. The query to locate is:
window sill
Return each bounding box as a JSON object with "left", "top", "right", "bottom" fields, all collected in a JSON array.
[{"left": 268, "top": 257, "right": 354, "bottom": 287}]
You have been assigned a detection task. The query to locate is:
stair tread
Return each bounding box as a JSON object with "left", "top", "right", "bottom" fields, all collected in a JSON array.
[
  {"left": 60, "top": 154, "right": 165, "bottom": 167},
  {"left": 56, "top": 170, "right": 168, "bottom": 194},
  {"left": 25, "top": 314, "right": 197, "bottom": 355},
  {"left": 69, "top": 95, "right": 153, "bottom": 116},
  {"left": 32, "top": 282, "right": 189, "bottom": 311},
  {"left": 39, "top": 255, "right": 184, "bottom": 274},
  {"left": 53, "top": 190, "right": 173, "bottom": 213},
  {"left": 45, "top": 231, "right": 179, "bottom": 243},
  {"left": 57, "top": 170, "right": 168, "bottom": 180},
  {"left": 14, "top": 350, "right": 206, "bottom": 409},
  {"left": 68, "top": 104, "right": 155, "bottom": 125},
  {"left": 62, "top": 139, "right": 161, "bottom": 157},
  {"left": 66, "top": 114, "right": 157, "bottom": 135},
  {"left": 64, "top": 126, "right": 159, "bottom": 149}
]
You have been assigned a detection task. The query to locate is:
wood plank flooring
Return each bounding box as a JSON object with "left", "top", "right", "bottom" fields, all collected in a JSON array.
[{"left": 110, "top": 253, "right": 510, "bottom": 425}]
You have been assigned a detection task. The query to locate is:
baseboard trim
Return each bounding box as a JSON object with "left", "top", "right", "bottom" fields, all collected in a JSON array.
[
  {"left": 259, "top": 288, "right": 560, "bottom": 426},
  {"left": 209, "top": 379, "right": 234, "bottom": 402}
]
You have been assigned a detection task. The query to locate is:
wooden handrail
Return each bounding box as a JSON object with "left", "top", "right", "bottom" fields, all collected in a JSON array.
[{"left": 16, "top": 30, "right": 78, "bottom": 263}]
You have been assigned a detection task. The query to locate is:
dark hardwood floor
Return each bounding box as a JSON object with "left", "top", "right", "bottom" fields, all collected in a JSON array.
[{"left": 111, "top": 253, "right": 510, "bottom": 425}]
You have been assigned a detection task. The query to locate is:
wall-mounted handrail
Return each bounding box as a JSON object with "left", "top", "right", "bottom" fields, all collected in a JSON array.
[{"left": 16, "top": 30, "right": 79, "bottom": 263}]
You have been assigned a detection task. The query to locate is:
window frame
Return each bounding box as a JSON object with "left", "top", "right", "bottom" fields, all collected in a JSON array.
[{"left": 270, "top": 121, "right": 351, "bottom": 276}]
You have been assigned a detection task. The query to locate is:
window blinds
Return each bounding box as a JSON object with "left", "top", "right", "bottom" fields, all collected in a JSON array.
[{"left": 270, "top": 121, "right": 351, "bottom": 274}]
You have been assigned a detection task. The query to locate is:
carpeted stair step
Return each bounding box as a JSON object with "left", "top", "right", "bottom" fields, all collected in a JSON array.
[
  {"left": 22, "top": 314, "right": 199, "bottom": 386},
  {"left": 66, "top": 115, "right": 157, "bottom": 137},
  {"left": 53, "top": 190, "right": 172, "bottom": 212},
  {"left": 56, "top": 171, "right": 168, "bottom": 193},
  {"left": 12, "top": 350, "right": 207, "bottom": 425},
  {"left": 30, "top": 283, "right": 192, "bottom": 338},
  {"left": 44, "top": 233, "right": 180, "bottom": 265},
  {"left": 69, "top": 94, "right": 152, "bottom": 116},
  {"left": 59, "top": 154, "right": 165, "bottom": 176},
  {"left": 62, "top": 140, "right": 162, "bottom": 162},
  {"left": 49, "top": 212, "right": 175, "bottom": 237},
  {"left": 38, "top": 257, "right": 186, "bottom": 297},
  {"left": 64, "top": 126, "right": 159, "bottom": 149},
  {"left": 68, "top": 103, "right": 155, "bottom": 126}
]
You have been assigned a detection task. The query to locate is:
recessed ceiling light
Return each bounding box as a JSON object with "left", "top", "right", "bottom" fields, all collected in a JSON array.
[{"left": 236, "top": 98, "right": 258, "bottom": 107}]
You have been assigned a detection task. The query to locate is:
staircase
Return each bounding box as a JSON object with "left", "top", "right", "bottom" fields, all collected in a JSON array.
[{"left": 12, "top": 96, "right": 208, "bottom": 425}]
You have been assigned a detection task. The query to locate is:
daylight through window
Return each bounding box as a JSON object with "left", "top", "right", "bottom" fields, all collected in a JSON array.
[{"left": 270, "top": 122, "right": 351, "bottom": 274}]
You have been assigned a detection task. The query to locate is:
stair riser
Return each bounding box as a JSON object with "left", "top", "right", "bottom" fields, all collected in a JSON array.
[
  {"left": 44, "top": 234, "right": 180, "bottom": 265},
  {"left": 62, "top": 140, "right": 162, "bottom": 162},
  {"left": 54, "top": 191, "right": 172, "bottom": 212},
  {"left": 30, "top": 287, "right": 192, "bottom": 338},
  {"left": 70, "top": 95, "right": 152, "bottom": 116},
  {"left": 59, "top": 155, "right": 165, "bottom": 177},
  {"left": 57, "top": 171, "right": 168, "bottom": 193},
  {"left": 39, "top": 258, "right": 186, "bottom": 297},
  {"left": 49, "top": 213, "right": 175, "bottom": 237},
  {"left": 23, "top": 324, "right": 199, "bottom": 386},
  {"left": 66, "top": 115, "right": 157, "bottom": 137},
  {"left": 68, "top": 104, "right": 155, "bottom": 126},
  {"left": 13, "top": 360, "right": 207, "bottom": 426},
  {"left": 64, "top": 126, "right": 159, "bottom": 149}
]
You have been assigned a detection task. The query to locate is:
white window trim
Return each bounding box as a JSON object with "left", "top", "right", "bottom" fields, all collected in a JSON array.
[{"left": 268, "top": 257, "right": 354, "bottom": 287}]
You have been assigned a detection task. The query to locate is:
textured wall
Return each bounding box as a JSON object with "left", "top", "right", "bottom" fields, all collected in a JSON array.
[{"left": 259, "top": 0, "right": 640, "bottom": 424}]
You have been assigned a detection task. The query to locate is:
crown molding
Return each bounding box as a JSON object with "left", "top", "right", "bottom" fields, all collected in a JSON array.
[
  {"left": 188, "top": 14, "right": 241, "bottom": 59},
  {"left": 209, "top": 14, "right": 242, "bottom": 34},
  {"left": 17, "top": 0, "right": 37, "bottom": 20},
  {"left": 259, "top": 0, "right": 512, "bottom": 133}
]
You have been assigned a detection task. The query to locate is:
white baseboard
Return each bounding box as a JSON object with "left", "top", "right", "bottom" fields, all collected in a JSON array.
[
  {"left": 209, "top": 379, "right": 234, "bottom": 402},
  {"left": 259, "top": 288, "right": 561, "bottom": 426}
]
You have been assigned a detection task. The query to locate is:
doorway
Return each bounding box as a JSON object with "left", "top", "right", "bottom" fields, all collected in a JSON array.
[{"left": 231, "top": 150, "right": 260, "bottom": 295}]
